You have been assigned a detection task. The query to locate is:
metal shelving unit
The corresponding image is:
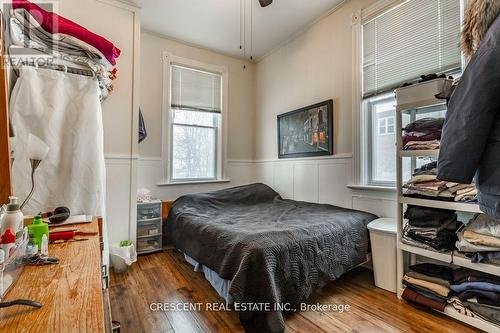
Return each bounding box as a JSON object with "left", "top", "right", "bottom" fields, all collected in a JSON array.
[{"left": 395, "top": 81, "right": 500, "bottom": 333}]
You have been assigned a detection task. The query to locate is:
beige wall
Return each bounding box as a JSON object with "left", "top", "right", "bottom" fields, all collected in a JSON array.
[
  {"left": 140, "top": 32, "right": 256, "bottom": 160},
  {"left": 255, "top": 0, "right": 374, "bottom": 160}
]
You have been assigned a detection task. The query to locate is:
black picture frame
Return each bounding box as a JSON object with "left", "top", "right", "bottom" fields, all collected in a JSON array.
[{"left": 277, "top": 99, "right": 333, "bottom": 159}]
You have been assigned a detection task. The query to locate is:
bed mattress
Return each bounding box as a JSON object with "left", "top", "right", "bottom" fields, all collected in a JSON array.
[{"left": 166, "top": 183, "right": 377, "bottom": 333}]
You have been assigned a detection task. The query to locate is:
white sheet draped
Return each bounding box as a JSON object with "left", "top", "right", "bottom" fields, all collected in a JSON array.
[{"left": 10, "top": 66, "right": 105, "bottom": 216}]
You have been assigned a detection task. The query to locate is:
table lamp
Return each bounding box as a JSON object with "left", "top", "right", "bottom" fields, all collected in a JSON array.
[{"left": 19, "top": 134, "right": 49, "bottom": 211}]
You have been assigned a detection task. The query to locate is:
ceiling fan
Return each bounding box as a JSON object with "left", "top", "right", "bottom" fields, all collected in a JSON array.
[{"left": 258, "top": 0, "right": 273, "bottom": 7}]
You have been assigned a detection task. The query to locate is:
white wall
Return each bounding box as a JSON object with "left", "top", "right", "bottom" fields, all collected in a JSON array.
[
  {"left": 253, "top": 0, "right": 397, "bottom": 217},
  {"left": 256, "top": 0, "right": 374, "bottom": 159},
  {"left": 138, "top": 31, "right": 257, "bottom": 200}
]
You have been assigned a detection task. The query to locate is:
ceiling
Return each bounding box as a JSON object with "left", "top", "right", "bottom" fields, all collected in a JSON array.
[{"left": 135, "top": 0, "right": 345, "bottom": 61}]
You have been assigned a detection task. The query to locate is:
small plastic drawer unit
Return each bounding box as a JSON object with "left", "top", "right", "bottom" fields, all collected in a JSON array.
[{"left": 137, "top": 201, "right": 162, "bottom": 254}]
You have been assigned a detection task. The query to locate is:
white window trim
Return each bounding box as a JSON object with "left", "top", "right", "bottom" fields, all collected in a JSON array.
[
  {"left": 159, "top": 52, "right": 229, "bottom": 185},
  {"left": 351, "top": 0, "right": 468, "bottom": 189}
]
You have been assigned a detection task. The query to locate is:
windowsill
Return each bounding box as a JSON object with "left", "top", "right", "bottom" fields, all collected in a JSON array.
[
  {"left": 347, "top": 184, "right": 397, "bottom": 192},
  {"left": 156, "top": 179, "right": 231, "bottom": 186}
]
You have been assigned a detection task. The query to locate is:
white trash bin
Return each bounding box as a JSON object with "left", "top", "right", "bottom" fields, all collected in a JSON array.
[
  {"left": 110, "top": 242, "right": 137, "bottom": 273},
  {"left": 367, "top": 218, "right": 397, "bottom": 293}
]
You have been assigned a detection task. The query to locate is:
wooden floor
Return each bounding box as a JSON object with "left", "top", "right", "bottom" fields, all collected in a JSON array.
[{"left": 110, "top": 251, "right": 480, "bottom": 333}]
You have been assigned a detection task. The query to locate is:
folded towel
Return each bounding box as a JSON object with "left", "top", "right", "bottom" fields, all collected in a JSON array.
[
  {"left": 406, "top": 271, "right": 450, "bottom": 287},
  {"left": 464, "top": 230, "right": 500, "bottom": 248},
  {"left": 456, "top": 231, "right": 500, "bottom": 252},
  {"left": 403, "top": 275, "right": 450, "bottom": 297},
  {"left": 451, "top": 281, "right": 500, "bottom": 294},
  {"left": 409, "top": 263, "right": 454, "bottom": 282},
  {"left": 458, "top": 289, "right": 500, "bottom": 306},
  {"left": 466, "top": 214, "right": 500, "bottom": 238}
]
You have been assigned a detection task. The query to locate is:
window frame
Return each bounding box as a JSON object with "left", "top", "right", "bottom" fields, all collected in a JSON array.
[
  {"left": 362, "top": 93, "right": 397, "bottom": 187},
  {"left": 351, "top": 0, "right": 467, "bottom": 189},
  {"left": 160, "top": 53, "right": 229, "bottom": 185}
]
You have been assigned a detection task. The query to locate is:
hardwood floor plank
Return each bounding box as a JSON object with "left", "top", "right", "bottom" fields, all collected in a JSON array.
[{"left": 110, "top": 251, "right": 482, "bottom": 333}]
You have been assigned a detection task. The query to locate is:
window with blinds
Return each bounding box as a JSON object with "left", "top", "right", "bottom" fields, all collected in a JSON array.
[
  {"left": 362, "top": 0, "right": 462, "bottom": 97},
  {"left": 170, "top": 65, "right": 222, "bottom": 181}
]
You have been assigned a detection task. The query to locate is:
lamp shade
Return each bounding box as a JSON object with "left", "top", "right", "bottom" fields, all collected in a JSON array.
[{"left": 27, "top": 134, "right": 49, "bottom": 161}]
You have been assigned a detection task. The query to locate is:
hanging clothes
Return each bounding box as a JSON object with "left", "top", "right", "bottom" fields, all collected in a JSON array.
[
  {"left": 10, "top": 66, "right": 106, "bottom": 216},
  {"left": 438, "top": 14, "right": 500, "bottom": 219},
  {"left": 138, "top": 109, "right": 147, "bottom": 143}
]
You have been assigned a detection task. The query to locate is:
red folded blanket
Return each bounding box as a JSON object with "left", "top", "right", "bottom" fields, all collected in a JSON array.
[
  {"left": 402, "top": 131, "right": 441, "bottom": 146},
  {"left": 13, "top": 0, "right": 120, "bottom": 65}
]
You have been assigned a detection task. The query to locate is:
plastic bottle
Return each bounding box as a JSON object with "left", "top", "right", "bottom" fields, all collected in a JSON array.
[
  {"left": 0, "top": 196, "right": 24, "bottom": 238},
  {"left": 27, "top": 216, "right": 49, "bottom": 249},
  {"left": 41, "top": 234, "right": 48, "bottom": 257},
  {"left": 1, "top": 229, "right": 16, "bottom": 259}
]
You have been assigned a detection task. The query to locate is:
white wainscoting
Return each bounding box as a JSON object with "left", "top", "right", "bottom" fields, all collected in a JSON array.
[
  {"left": 352, "top": 195, "right": 397, "bottom": 218},
  {"left": 137, "top": 158, "right": 256, "bottom": 200},
  {"left": 104, "top": 155, "right": 137, "bottom": 245},
  {"left": 254, "top": 155, "right": 354, "bottom": 208}
]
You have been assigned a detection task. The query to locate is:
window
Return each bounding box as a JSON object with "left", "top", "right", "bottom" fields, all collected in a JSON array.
[
  {"left": 360, "top": 0, "right": 462, "bottom": 186},
  {"left": 166, "top": 61, "right": 225, "bottom": 182},
  {"left": 378, "top": 116, "right": 395, "bottom": 135}
]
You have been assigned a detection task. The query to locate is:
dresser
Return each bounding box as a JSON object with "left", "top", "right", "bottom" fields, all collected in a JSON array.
[{"left": 0, "top": 218, "right": 111, "bottom": 332}]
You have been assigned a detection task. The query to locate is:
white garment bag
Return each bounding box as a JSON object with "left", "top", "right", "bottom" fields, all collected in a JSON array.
[{"left": 10, "top": 66, "right": 106, "bottom": 216}]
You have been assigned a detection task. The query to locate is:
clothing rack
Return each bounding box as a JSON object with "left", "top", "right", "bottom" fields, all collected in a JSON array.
[{"left": 16, "top": 59, "right": 95, "bottom": 78}]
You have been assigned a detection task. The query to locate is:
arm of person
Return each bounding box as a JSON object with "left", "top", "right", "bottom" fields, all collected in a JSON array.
[{"left": 437, "top": 45, "right": 500, "bottom": 184}]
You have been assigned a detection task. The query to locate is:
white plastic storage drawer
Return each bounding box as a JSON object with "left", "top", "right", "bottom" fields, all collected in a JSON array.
[
  {"left": 137, "top": 202, "right": 161, "bottom": 221},
  {"left": 137, "top": 218, "right": 161, "bottom": 237},
  {"left": 137, "top": 235, "right": 161, "bottom": 253},
  {"left": 395, "top": 78, "right": 453, "bottom": 107}
]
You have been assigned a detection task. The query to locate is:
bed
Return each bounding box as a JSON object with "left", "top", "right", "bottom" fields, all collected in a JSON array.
[{"left": 165, "top": 183, "right": 377, "bottom": 333}]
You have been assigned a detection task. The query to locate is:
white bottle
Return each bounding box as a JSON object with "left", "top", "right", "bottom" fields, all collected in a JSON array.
[
  {"left": 0, "top": 197, "right": 24, "bottom": 237},
  {"left": 41, "top": 234, "right": 48, "bottom": 257}
]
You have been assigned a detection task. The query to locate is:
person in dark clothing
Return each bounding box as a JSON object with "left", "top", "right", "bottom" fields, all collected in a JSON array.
[{"left": 438, "top": 0, "right": 500, "bottom": 218}]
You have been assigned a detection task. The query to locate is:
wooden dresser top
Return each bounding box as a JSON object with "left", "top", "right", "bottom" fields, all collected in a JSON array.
[{"left": 0, "top": 220, "right": 104, "bottom": 333}]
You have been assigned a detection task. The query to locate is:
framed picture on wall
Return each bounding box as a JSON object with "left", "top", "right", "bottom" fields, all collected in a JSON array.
[{"left": 277, "top": 100, "right": 333, "bottom": 159}]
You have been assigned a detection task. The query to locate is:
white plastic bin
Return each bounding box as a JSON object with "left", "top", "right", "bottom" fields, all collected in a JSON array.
[
  {"left": 110, "top": 243, "right": 137, "bottom": 273},
  {"left": 367, "top": 218, "right": 397, "bottom": 293}
]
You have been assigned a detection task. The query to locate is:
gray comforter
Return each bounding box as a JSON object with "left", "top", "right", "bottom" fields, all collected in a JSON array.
[{"left": 166, "top": 183, "right": 377, "bottom": 333}]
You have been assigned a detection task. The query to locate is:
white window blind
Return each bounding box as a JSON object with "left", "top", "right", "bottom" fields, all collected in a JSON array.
[
  {"left": 362, "top": 0, "right": 462, "bottom": 97},
  {"left": 171, "top": 65, "right": 222, "bottom": 113},
  {"left": 170, "top": 64, "right": 223, "bottom": 181}
]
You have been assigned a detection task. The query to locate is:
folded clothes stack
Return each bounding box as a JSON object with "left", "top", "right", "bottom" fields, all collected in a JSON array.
[
  {"left": 403, "top": 161, "right": 477, "bottom": 202},
  {"left": 402, "top": 205, "right": 460, "bottom": 252},
  {"left": 449, "top": 268, "right": 500, "bottom": 326},
  {"left": 403, "top": 263, "right": 500, "bottom": 326},
  {"left": 10, "top": 0, "right": 120, "bottom": 100},
  {"left": 402, "top": 263, "right": 453, "bottom": 311},
  {"left": 402, "top": 118, "right": 444, "bottom": 150},
  {"left": 456, "top": 214, "right": 500, "bottom": 265}
]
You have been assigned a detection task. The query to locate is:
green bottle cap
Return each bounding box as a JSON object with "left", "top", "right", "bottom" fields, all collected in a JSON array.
[{"left": 33, "top": 216, "right": 43, "bottom": 225}]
